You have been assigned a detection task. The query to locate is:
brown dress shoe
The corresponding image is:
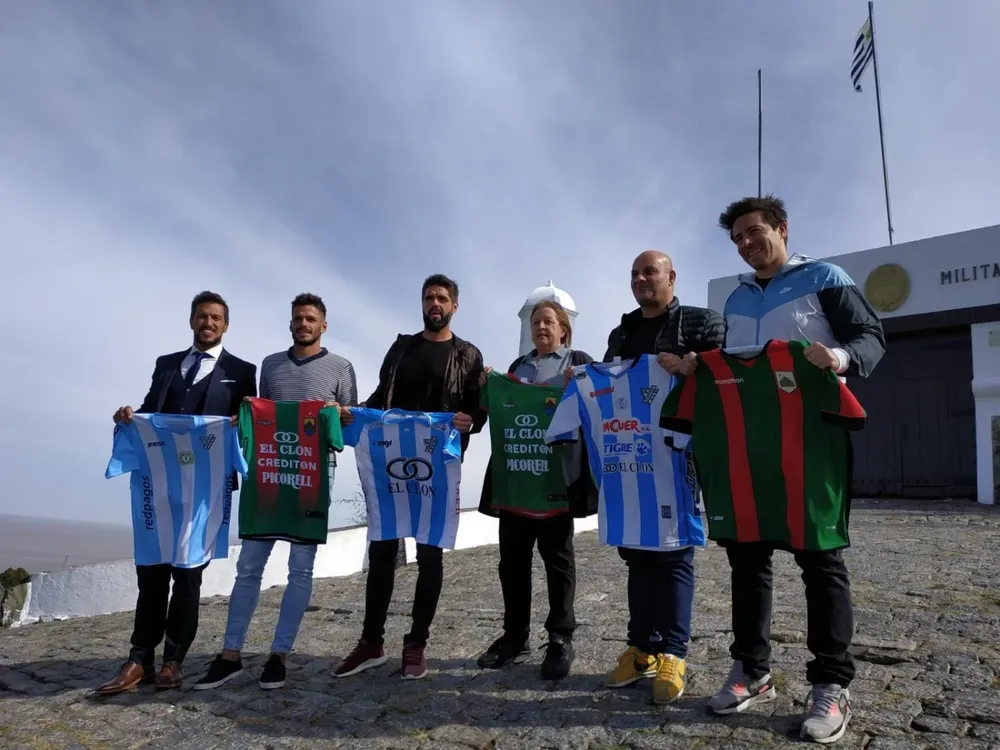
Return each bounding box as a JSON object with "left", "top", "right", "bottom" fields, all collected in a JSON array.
[
  {"left": 155, "top": 661, "right": 183, "bottom": 690},
  {"left": 95, "top": 661, "right": 145, "bottom": 695}
]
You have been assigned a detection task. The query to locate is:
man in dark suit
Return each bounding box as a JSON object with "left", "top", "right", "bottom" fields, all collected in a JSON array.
[{"left": 95, "top": 291, "right": 257, "bottom": 695}]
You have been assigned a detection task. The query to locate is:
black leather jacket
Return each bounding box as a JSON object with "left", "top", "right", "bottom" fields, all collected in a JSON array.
[
  {"left": 603, "top": 298, "right": 725, "bottom": 360},
  {"left": 365, "top": 332, "right": 486, "bottom": 454}
]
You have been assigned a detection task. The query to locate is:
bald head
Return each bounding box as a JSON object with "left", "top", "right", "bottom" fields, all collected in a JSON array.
[
  {"left": 633, "top": 250, "right": 673, "bottom": 271},
  {"left": 630, "top": 249, "right": 677, "bottom": 315}
]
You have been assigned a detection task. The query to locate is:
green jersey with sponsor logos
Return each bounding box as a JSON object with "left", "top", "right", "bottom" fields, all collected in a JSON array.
[
  {"left": 480, "top": 372, "right": 570, "bottom": 517},
  {"left": 238, "top": 397, "right": 344, "bottom": 544}
]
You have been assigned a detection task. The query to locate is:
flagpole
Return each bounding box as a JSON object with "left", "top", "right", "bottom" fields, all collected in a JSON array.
[
  {"left": 868, "top": 0, "right": 893, "bottom": 245},
  {"left": 757, "top": 68, "right": 762, "bottom": 197}
]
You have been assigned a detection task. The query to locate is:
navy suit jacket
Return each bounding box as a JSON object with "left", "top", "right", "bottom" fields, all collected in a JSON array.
[{"left": 136, "top": 347, "right": 258, "bottom": 487}]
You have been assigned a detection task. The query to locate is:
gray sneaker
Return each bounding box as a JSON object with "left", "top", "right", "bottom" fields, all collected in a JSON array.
[
  {"left": 800, "top": 684, "right": 851, "bottom": 744},
  {"left": 708, "top": 660, "right": 776, "bottom": 715}
]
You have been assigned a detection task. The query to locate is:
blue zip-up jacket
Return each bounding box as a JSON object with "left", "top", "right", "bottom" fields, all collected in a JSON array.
[{"left": 722, "top": 254, "right": 886, "bottom": 378}]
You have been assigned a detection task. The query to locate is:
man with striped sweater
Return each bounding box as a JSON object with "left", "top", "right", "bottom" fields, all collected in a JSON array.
[{"left": 195, "top": 293, "right": 358, "bottom": 692}]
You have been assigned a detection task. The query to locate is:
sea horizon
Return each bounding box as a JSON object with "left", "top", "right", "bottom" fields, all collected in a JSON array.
[{"left": 0, "top": 501, "right": 366, "bottom": 574}]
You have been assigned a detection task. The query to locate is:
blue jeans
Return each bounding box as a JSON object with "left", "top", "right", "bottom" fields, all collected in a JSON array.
[
  {"left": 617, "top": 545, "right": 695, "bottom": 658},
  {"left": 223, "top": 539, "right": 318, "bottom": 654}
]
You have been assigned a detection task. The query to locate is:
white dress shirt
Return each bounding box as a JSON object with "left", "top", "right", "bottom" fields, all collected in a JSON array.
[{"left": 180, "top": 342, "right": 223, "bottom": 385}]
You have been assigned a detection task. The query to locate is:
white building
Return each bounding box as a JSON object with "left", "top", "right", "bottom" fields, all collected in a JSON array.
[
  {"left": 708, "top": 224, "right": 1000, "bottom": 506},
  {"left": 517, "top": 280, "right": 578, "bottom": 357}
]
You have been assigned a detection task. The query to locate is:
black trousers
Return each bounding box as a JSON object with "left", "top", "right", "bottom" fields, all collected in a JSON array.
[
  {"left": 725, "top": 542, "right": 855, "bottom": 687},
  {"left": 128, "top": 562, "right": 207, "bottom": 666},
  {"left": 362, "top": 538, "right": 443, "bottom": 648},
  {"left": 618, "top": 546, "right": 695, "bottom": 658},
  {"left": 498, "top": 511, "right": 576, "bottom": 641}
]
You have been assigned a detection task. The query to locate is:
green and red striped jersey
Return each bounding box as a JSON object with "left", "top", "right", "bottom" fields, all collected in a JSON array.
[
  {"left": 660, "top": 340, "right": 865, "bottom": 551},
  {"left": 238, "top": 398, "right": 344, "bottom": 544}
]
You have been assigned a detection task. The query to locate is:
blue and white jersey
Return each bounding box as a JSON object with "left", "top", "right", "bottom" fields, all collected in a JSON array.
[
  {"left": 723, "top": 253, "right": 854, "bottom": 348},
  {"left": 545, "top": 355, "right": 704, "bottom": 551},
  {"left": 344, "top": 408, "right": 463, "bottom": 549},
  {"left": 106, "top": 414, "right": 248, "bottom": 568}
]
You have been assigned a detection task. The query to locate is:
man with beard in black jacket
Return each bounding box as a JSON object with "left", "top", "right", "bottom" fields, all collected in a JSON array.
[
  {"left": 600, "top": 250, "right": 724, "bottom": 705},
  {"left": 334, "top": 273, "right": 485, "bottom": 681}
]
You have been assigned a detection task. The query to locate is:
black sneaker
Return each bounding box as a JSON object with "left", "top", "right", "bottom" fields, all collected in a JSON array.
[
  {"left": 193, "top": 655, "right": 243, "bottom": 691},
  {"left": 540, "top": 636, "right": 574, "bottom": 680},
  {"left": 476, "top": 635, "right": 530, "bottom": 669},
  {"left": 259, "top": 654, "right": 286, "bottom": 690}
]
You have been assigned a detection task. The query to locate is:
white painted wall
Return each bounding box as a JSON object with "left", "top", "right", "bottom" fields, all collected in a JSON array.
[
  {"left": 14, "top": 511, "right": 598, "bottom": 627},
  {"left": 972, "top": 322, "right": 1000, "bottom": 505}
]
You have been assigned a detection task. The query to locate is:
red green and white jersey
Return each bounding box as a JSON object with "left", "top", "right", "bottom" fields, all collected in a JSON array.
[
  {"left": 660, "top": 340, "right": 865, "bottom": 551},
  {"left": 238, "top": 398, "right": 344, "bottom": 544}
]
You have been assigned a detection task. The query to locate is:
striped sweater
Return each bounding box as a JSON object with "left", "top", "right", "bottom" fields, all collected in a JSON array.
[{"left": 259, "top": 347, "right": 358, "bottom": 462}]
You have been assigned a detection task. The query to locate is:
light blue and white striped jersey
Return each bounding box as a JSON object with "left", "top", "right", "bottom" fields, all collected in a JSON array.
[
  {"left": 106, "top": 414, "right": 248, "bottom": 567},
  {"left": 545, "top": 354, "right": 705, "bottom": 551},
  {"left": 344, "top": 408, "right": 462, "bottom": 549}
]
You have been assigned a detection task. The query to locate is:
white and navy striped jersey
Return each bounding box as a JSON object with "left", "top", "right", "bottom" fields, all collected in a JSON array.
[
  {"left": 545, "top": 355, "right": 705, "bottom": 551},
  {"left": 106, "top": 414, "right": 248, "bottom": 567},
  {"left": 343, "top": 408, "right": 462, "bottom": 549}
]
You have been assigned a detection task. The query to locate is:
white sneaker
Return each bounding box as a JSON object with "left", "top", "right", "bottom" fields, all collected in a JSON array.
[
  {"left": 800, "top": 684, "right": 852, "bottom": 744},
  {"left": 707, "top": 660, "right": 776, "bottom": 715}
]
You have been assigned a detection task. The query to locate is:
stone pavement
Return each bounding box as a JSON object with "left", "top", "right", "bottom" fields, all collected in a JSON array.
[{"left": 1, "top": 499, "right": 999, "bottom": 750}]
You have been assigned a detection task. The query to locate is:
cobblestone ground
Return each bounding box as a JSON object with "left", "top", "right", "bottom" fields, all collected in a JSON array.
[{"left": 1, "top": 499, "right": 999, "bottom": 750}]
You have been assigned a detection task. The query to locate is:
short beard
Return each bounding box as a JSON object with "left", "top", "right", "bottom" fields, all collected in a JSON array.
[
  {"left": 423, "top": 312, "right": 452, "bottom": 332},
  {"left": 293, "top": 332, "right": 321, "bottom": 347},
  {"left": 194, "top": 331, "right": 221, "bottom": 348}
]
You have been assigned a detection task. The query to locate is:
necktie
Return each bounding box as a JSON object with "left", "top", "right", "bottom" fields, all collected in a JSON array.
[{"left": 184, "top": 351, "right": 209, "bottom": 389}]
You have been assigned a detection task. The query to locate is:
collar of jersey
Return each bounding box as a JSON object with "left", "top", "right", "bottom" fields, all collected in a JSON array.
[
  {"left": 148, "top": 414, "right": 210, "bottom": 432},
  {"left": 718, "top": 339, "right": 779, "bottom": 367},
  {"left": 381, "top": 408, "right": 433, "bottom": 424},
  {"left": 503, "top": 372, "right": 547, "bottom": 386},
  {"left": 586, "top": 355, "right": 643, "bottom": 378}
]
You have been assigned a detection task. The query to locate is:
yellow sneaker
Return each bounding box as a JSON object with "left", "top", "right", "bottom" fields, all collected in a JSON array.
[
  {"left": 605, "top": 646, "right": 659, "bottom": 688},
  {"left": 652, "top": 654, "right": 686, "bottom": 704}
]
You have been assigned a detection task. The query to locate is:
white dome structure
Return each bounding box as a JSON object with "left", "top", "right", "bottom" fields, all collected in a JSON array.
[{"left": 517, "top": 280, "right": 579, "bottom": 357}]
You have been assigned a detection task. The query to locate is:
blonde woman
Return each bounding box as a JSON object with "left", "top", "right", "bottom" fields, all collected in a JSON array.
[{"left": 475, "top": 300, "right": 596, "bottom": 680}]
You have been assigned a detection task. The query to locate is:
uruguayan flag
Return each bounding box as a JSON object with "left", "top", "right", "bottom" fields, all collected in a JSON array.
[
  {"left": 106, "top": 414, "right": 247, "bottom": 567},
  {"left": 545, "top": 355, "right": 705, "bottom": 551},
  {"left": 343, "top": 408, "right": 462, "bottom": 549},
  {"left": 852, "top": 18, "right": 875, "bottom": 92}
]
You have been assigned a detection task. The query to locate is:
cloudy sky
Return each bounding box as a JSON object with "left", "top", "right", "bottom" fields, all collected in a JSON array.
[{"left": 2, "top": 1, "right": 998, "bottom": 528}]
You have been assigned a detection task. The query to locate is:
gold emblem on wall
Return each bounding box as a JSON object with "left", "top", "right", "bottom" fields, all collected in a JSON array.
[{"left": 864, "top": 263, "right": 910, "bottom": 313}]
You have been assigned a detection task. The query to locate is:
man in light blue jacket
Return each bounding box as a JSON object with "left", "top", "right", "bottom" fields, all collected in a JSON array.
[{"left": 704, "top": 195, "right": 884, "bottom": 745}]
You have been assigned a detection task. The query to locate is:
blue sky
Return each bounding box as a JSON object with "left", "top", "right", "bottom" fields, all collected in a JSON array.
[{"left": 2, "top": 1, "right": 998, "bottom": 526}]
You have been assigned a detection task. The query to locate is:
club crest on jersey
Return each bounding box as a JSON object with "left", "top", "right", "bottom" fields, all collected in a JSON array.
[
  {"left": 178, "top": 451, "right": 194, "bottom": 465},
  {"left": 775, "top": 371, "right": 797, "bottom": 393},
  {"left": 199, "top": 434, "right": 216, "bottom": 450},
  {"left": 423, "top": 437, "right": 439, "bottom": 453},
  {"left": 640, "top": 385, "right": 659, "bottom": 404},
  {"left": 303, "top": 416, "right": 316, "bottom": 436},
  {"left": 543, "top": 395, "right": 558, "bottom": 416},
  {"left": 615, "top": 397, "right": 627, "bottom": 409}
]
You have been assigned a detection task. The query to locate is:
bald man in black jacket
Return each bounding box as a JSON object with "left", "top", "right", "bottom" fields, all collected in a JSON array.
[{"left": 601, "top": 250, "right": 724, "bottom": 706}]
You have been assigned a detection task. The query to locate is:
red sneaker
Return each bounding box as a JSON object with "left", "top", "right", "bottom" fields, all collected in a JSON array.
[
  {"left": 333, "top": 640, "right": 388, "bottom": 678},
  {"left": 401, "top": 642, "right": 427, "bottom": 680}
]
